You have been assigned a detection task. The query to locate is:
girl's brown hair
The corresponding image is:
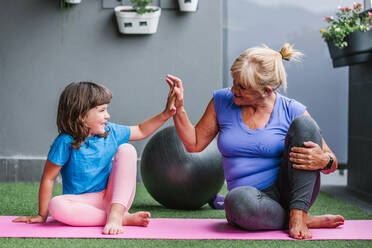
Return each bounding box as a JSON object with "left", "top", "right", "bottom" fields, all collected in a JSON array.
[{"left": 57, "top": 82, "right": 112, "bottom": 150}]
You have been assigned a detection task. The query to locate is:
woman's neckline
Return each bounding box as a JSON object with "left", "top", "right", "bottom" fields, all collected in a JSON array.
[{"left": 237, "top": 92, "right": 279, "bottom": 132}]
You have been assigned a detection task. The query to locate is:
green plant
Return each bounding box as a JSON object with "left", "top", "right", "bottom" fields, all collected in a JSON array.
[
  {"left": 320, "top": 2, "right": 372, "bottom": 48},
  {"left": 130, "top": 0, "right": 157, "bottom": 14}
]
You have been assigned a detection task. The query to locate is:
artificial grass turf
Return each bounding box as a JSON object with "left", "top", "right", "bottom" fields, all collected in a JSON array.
[{"left": 1, "top": 183, "right": 372, "bottom": 247}]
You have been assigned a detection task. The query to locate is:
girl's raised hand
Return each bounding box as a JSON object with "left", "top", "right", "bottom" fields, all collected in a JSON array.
[
  {"left": 12, "top": 214, "right": 47, "bottom": 224},
  {"left": 163, "top": 76, "right": 177, "bottom": 118},
  {"left": 166, "top": 74, "right": 184, "bottom": 109}
]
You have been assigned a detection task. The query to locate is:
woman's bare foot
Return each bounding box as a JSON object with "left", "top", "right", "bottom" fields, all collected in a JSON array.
[
  {"left": 103, "top": 203, "right": 125, "bottom": 235},
  {"left": 289, "top": 209, "right": 312, "bottom": 239},
  {"left": 307, "top": 214, "right": 344, "bottom": 228},
  {"left": 123, "top": 211, "right": 151, "bottom": 227}
]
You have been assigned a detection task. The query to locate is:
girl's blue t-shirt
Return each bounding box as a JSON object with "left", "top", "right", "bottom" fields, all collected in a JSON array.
[
  {"left": 47, "top": 122, "right": 131, "bottom": 195},
  {"left": 214, "top": 88, "right": 306, "bottom": 191}
]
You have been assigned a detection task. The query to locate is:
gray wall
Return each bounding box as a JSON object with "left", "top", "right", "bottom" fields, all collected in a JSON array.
[
  {"left": 224, "top": 0, "right": 354, "bottom": 164},
  {"left": 0, "top": 0, "right": 353, "bottom": 167},
  {"left": 0, "top": 0, "right": 223, "bottom": 159}
]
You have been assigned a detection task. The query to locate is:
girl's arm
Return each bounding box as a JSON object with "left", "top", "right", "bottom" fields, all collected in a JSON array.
[
  {"left": 167, "top": 74, "right": 219, "bottom": 152},
  {"left": 129, "top": 112, "right": 173, "bottom": 141},
  {"left": 12, "top": 160, "right": 61, "bottom": 224},
  {"left": 129, "top": 81, "right": 176, "bottom": 141}
]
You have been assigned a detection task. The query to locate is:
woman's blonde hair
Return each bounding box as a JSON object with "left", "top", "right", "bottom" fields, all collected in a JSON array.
[
  {"left": 230, "top": 43, "right": 303, "bottom": 92},
  {"left": 57, "top": 82, "right": 112, "bottom": 150}
]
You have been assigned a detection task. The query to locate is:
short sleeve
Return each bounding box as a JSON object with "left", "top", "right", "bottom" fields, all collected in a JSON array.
[
  {"left": 288, "top": 99, "right": 306, "bottom": 121},
  {"left": 213, "top": 88, "right": 232, "bottom": 122},
  {"left": 213, "top": 90, "right": 222, "bottom": 114},
  {"left": 107, "top": 122, "right": 131, "bottom": 145},
  {"left": 47, "top": 134, "right": 72, "bottom": 166}
]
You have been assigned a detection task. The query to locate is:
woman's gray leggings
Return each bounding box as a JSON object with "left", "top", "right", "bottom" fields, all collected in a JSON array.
[{"left": 224, "top": 115, "right": 322, "bottom": 230}]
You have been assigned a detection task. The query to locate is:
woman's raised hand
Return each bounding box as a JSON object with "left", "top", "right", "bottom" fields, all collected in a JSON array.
[
  {"left": 289, "top": 141, "right": 329, "bottom": 170},
  {"left": 12, "top": 214, "right": 47, "bottom": 224},
  {"left": 166, "top": 74, "right": 184, "bottom": 109}
]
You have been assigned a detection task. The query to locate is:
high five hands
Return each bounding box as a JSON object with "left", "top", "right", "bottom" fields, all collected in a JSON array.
[{"left": 164, "top": 74, "right": 184, "bottom": 116}]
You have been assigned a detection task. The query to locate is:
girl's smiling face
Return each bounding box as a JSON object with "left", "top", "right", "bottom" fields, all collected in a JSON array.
[{"left": 84, "top": 104, "right": 110, "bottom": 137}]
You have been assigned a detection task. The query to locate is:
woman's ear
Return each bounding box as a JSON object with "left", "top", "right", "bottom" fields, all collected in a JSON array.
[{"left": 263, "top": 86, "right": 273, "bottom": 96}]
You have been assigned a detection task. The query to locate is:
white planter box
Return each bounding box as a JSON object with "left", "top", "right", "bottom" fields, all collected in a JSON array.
[
  {"left": 178, "top": 0, "right": 198, "bottom": 12},
  {"left": 114, "top": 6, "right": 161, "bottom": 34},
  {"left": 65, "top": 0, "right": 81, "bottom": 4}
]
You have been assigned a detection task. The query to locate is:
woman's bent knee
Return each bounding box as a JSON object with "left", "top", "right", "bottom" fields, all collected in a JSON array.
[{"left": 287, "top": 115, "right": 322, "bottom": 147}]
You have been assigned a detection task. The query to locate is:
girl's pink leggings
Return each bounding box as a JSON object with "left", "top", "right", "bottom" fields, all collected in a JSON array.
[{"left": 48, "top": 143, "right": 137, "bottom": 226}]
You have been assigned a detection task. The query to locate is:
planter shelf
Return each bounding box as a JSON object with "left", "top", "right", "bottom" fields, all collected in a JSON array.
[
  {"left": 327, "top": 29, "right": 372, "bottom": 68},
  {"left": 114, "top": 6, "right": 161, "bottom": 34}
]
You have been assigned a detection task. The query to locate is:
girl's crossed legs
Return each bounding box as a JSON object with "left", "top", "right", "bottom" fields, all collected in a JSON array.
[{"left": 48, "top": 144, "right": 150, "bottom": 234}]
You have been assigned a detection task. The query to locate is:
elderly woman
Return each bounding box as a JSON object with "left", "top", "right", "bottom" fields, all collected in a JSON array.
[{"left": 166, "top": 43, "right": 344, "bottom": 240}]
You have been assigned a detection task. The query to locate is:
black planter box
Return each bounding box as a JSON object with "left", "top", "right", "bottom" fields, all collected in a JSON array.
[{"left": 327, "top": 29, "right": 372, "bottom": 68}]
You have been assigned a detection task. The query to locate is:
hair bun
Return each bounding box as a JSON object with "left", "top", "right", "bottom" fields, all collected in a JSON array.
[{"left": 279, "top": 43, "right": 303, "bottom": 62}]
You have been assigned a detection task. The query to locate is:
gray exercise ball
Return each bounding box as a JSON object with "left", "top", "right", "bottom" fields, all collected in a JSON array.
[{"left": 141, "top": 126, "right": 225, "bottom": 210}]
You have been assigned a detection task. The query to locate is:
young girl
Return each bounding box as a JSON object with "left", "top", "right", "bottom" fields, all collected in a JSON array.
[{"left": 13, "top": 81, "right": 177, "bottom": 235}]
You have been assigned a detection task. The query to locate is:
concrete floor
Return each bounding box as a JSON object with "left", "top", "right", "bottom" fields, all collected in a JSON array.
[{"left": 321, "top": 169, "right": 372, "bottom": 215}]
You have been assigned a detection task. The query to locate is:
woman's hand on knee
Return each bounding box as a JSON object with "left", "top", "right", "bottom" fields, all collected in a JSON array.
[
  {"left": 12, "top": 214, "right": 47, "bottom": 224},
  {"left": 289, "top": 141, "right": 329, "bottom": 170}
]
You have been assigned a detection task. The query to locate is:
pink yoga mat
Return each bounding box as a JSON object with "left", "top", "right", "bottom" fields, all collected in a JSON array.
[{"left": 1, "top": 216, "right": 371, "bottom": 240}]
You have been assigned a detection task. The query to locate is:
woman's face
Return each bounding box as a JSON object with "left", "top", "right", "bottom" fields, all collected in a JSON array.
[
  {"left": 84, "top": 104, "right": 110, "bottom": 136},
  {"left": 231, "top": 80, "right": 263, "bottom": 106}
]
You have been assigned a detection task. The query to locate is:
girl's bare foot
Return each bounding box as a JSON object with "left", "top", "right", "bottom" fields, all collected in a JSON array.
[
  {"left": 123, "top": 211, "right": 151, "bottom": 227},
  {"left": 307, "top": 214, "right": 344, "bottom": 228},
  {"left": 289, "top": 209, "right": 312, "bottom": 239},
  {"left": 102, "top": 204, "right": 150, "bottom": 234},
  {"left": 103, "top": 203, "right": 125, "bottom": 235}
]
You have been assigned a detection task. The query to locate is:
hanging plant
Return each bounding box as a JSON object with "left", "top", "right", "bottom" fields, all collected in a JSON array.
[
  {"left": 114, "top": 0, "right": 161, "bottom": 34},
  {"left": 320, "top": 2, "right": 372, "bottom": 67},
  {"left": 59, "top": 0, "right": 81, "bottom": 8},
  {"left": 178, "top": 0, "right": 198, "bottom": 12},
  {"left": 63, "top": 0, "right": 82, "bottom": 5},
  {"left": 320, "top": 3, "right": 372, "bottom": 48}
]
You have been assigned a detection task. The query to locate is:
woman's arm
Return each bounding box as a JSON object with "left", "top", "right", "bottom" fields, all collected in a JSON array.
[
  {"left": 290, "top": 110, "right": 338, "bottom": 174},
  {"left": 13, "top": 160, "right": 61, "bottom": 223},
  {"left": 319, "top": 138, "right": 338, "bottom": 174},
  {"left": 167, "top": 74, "right": 219, "bottom": 152}
]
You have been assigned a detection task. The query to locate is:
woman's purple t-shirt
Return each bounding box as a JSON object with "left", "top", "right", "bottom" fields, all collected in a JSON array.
[{"left": 213, "top": 88, "right": 306, "bottom": 191}]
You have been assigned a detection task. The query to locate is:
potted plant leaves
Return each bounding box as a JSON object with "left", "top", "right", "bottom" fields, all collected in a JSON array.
[
  {"left": 320, "top": 2, "right": 372, "bottom": 67},
  {"left": 178, "top": 0, "right": 198, "bottom": 12},
  {"left": 114, "top": 0, "right": 161, "bottom": 34}
]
